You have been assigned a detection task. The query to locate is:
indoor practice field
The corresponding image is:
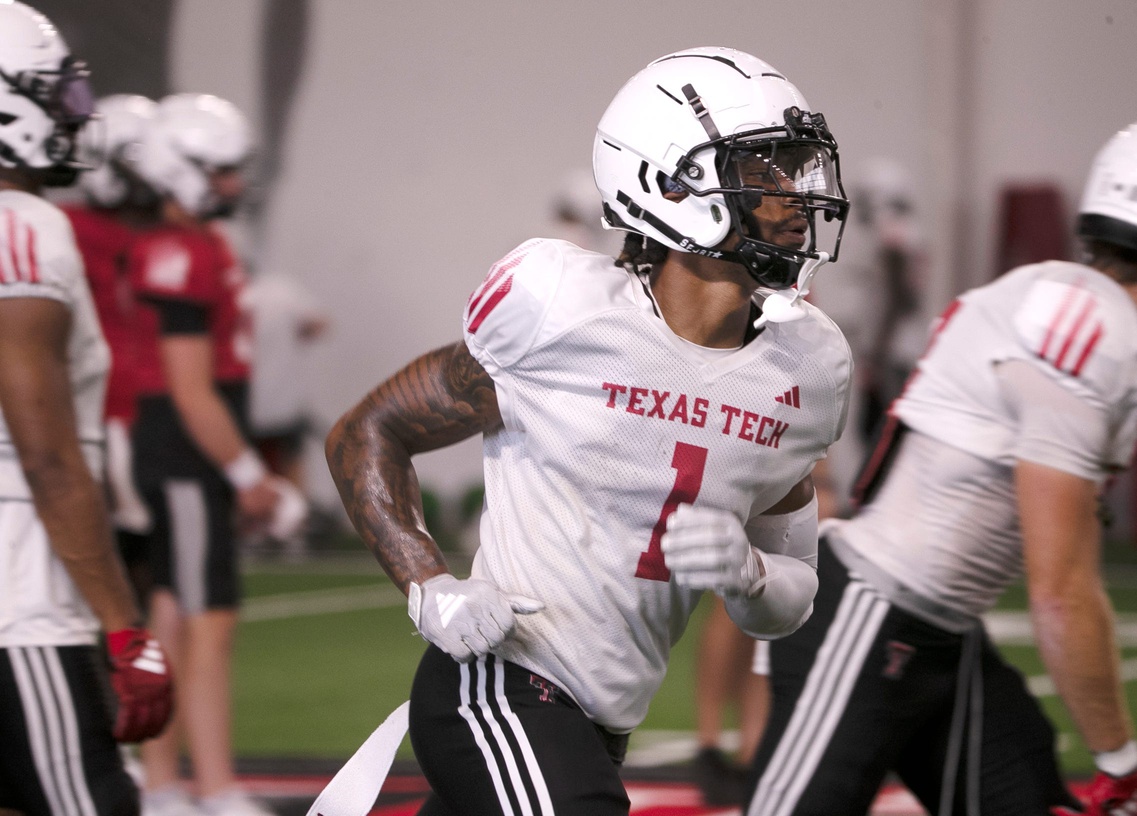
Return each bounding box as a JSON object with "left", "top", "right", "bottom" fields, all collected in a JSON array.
[{"left": 218, "top": 536, "right": 1137, "bottom": 815}]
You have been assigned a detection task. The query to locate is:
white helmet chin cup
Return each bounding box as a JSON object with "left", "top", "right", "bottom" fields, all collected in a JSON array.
[
  {"left": 593, "top": 47, "right": 846, "bottom": 285},
  {"left": 78, "top": 94, "right": 157, "bottom": 207},
  {"left": 0, "top": 1, "right": 94, "bottom": 174},
  {"left": 1078, "top": 123, "right": 1137, "bottom": 252},
  {"left": 135, "top": 93, "right": 252, "bottom": 217}
]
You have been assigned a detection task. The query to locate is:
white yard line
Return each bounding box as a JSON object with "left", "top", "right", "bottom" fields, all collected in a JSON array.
[{"left": 240, "top": 584, "right": 406, "bottom": 622}]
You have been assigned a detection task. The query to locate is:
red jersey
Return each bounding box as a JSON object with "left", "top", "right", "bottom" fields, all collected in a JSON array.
[
  {"left": 62, "top": 204, "right": 139, "bottom": 422},
  {"left": 129, "top": 223, "right": 251, "bottom": 397}
]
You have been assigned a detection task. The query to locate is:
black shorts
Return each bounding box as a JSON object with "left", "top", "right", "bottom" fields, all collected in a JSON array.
[
  {"left": 746, "top": 537, "right": 1079, "bottom": 816},
  {"left": 140, "top": 472, "right": 240, "bottom": 613},
  {"left": 0, "top": 645, "right": 138, "bottom": 816},
  {"left": 409, "top": 644, "right": 630, "bottom": 816}
]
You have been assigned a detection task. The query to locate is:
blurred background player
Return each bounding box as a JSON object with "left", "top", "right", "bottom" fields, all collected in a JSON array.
[
  {"left": 244, "top": 267, "right": 324, "bottom": 556},
  {"left": 545, "top": 166, "right": 623, "bottom": 256},
  {"left": 746, "top": 123, "right": 1137, "bottom": 816},
  {"left": 0, "top": 4, "right": 172, "bottom": 816},
  {"left": 63, "top": 93, "right": 160, "bottom": 604},
  {"left": 807, "top": 157, "right": 926, "bottom": 514},
  {"left": 691, "top": 598, "right": 770, "bottom": 805},
  {"left": 127, "top": 93, "right": 290, "bottom": 816}
]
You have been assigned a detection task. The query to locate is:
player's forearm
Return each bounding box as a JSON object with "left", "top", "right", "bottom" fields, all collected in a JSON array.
[
  {"left": 1017, "top": 461, "right": 1131, "bottom": 752},
  {"left": 1031, "top": 579, "right": 1132, "bottom": 752},
  {"left": 724, "top": 553, "right": 817, "bottom": 638},
  {"left": 24, "top": 456, "right": 140, "bottom": 631},
  {"left": 328, "top": 344, "right": 501, "bottom": 592},
  {"left": 325, "top": 408, "right": 448, "bottom": 593},
  {"left": 169, "top": 383, "right": 252, "bottom": 471}
]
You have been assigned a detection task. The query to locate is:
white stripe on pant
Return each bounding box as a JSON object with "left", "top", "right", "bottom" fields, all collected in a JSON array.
[
  {"left": 165, "top": 479, "right": 208, "bottom": 614},
  {"left": 10, "top": 646, "right": 99, "bottom": 816},
  {"left": 458, "top": 655, "right": 555, "bottom": 816},
  {"left": 748, "top": 580, "right": 890, "bottom": 816}
]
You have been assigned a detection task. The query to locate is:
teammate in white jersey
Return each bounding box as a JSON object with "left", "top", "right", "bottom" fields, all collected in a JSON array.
[
  {"left": 747, "top": 124, "right": 1137, "bottom": 816},
  {"left": 328, "top": 47, "right": 852, "bottom": 815},
  {"left": 0, "top": 5, "right": 172, "bottom": 816}
]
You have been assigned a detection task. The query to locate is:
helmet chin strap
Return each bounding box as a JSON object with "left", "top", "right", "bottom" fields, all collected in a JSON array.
[{"left": 752, "top": 251, "right": 830, "bottom": 330}]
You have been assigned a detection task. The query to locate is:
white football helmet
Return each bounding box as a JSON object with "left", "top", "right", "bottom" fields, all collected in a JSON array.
[
  {"left": 1078, "top": 123, "right": 1137, "bottom": 252},
  {"left": 78, "top": 94, "right": 157, "bottom": 207},
  {"left": 594, "top": 47, "right": 847, "bottom": 289},
  {"left": 134, "top": 92, "right": 252, "bottom": 218},
  {"left": 0, "top": 1, "right": 94, "bottom": 184}
]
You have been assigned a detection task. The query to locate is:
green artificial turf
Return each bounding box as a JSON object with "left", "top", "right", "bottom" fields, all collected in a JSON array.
[{"left": 230, "top": 553, "right": 1137, "bottom": 777}]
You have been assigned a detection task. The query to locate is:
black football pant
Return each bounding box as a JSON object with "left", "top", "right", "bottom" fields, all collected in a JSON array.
[
  {"left": 746, "top": 537, "right": 1079, "bottom": 816},
  {"left": 0, "top": 645, "right": 138, "bottom": 816},
  {"left": 410, "top": 644, "right": 630, "bottom": 815}
]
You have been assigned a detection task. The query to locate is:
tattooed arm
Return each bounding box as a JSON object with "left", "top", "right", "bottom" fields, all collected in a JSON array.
[{"left": 325, "top": 341, "right": 501, "bottom": 593}]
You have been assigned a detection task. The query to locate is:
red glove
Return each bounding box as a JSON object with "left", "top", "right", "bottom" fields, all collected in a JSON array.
[
  {"left": 1052, "top": 770, "right": 1137, "bottom": 816},
  {"left": 106, "top": 628, "right": 174, "bottom": 743}
]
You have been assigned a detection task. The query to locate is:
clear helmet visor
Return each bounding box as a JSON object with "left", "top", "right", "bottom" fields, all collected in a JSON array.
[
  {"left": 725, "top": 140, "right": 845, "bottom": 262},
  {"left": 57, "top": 62, "right": 95, "bottom": 124}
]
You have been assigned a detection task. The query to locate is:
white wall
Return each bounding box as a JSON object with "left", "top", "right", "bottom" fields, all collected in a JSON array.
[
  {"left": 964, "top": 0, "right": 1137, "bottom": 290},
  {"left": 167, "top": 0, "right": 1137, "bottom": 503}
]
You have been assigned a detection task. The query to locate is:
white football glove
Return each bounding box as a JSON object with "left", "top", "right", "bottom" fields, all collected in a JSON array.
[
  {"left": 408, "top": 574, "right": 543, "bottom": 663},
  {"left": 661, "top": 504, "right": 769, "bottom": 597}
]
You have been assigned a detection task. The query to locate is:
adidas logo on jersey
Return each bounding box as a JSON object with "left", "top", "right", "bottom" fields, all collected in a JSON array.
[
  {"left": 435, "top": 593, "right": 468, "bottom": 628},
  {"left": 774, "top": 386, "right": 801, "bottom": 408}
]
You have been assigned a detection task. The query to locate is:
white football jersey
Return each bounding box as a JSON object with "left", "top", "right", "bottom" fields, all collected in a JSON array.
[
  {"left": 833, "top": 260, "right": 1137, "bottom": 619},
  {"left": 464, "top": 238, "right": 852, "bottom": 731},
  {"left": 0, "top": 190, "right": 109, "bottom": 647}
]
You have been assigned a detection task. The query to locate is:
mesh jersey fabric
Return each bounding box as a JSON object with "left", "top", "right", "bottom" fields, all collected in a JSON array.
[{"left": 463, "top": 238, "right": 852, "bottom": 731}]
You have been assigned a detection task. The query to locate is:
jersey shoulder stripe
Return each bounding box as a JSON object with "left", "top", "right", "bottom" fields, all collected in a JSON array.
[
  {"left": 463, "top": 238, "right": 571, "bottom": 371},
  {"left": 0, "top": 208, "right": 39, "bottom": 285},
  {"left": 465, "top": 241, "right": 537, "bottom": 334},
  {"left": 1030, "top": 279, "right": 1104, "bottom": 375}
]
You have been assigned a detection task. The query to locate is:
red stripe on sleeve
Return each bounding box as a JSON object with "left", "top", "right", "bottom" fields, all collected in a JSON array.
[
  {"left": 468, "top": 275, "right": 514, "bottom": 334},
  {"left": 1038, "top": 285, "right": 1079, "bottom": 359},
  {"left": 1052, "top": 295, "right": 1095, "bottom": 370},
  {"left": 24, "top": 222, "right": 37, "bottom": 283},
  {"left": 6, "top": 210, "right": 21, "bottom": 282},
  {"left": 0, "top": 214, "right": 9, "bottom": 284},
  {"left": 1069, "top": 320, "right": 1104, "bottom": 377},
  {"left": 467, "top": 252, "right": 526, "bottom": 319}
]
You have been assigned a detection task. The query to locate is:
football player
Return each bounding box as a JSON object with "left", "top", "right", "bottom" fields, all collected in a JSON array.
[
  {"left": 126, "top": 94, "right": 286, "bottom": 816},
  {"left": 747, "top": 124, "right": 1137, "bottom": 816},
  {"left": 63, "top": 94, "right": 161, "bottom": 605},
  {"left": 0, "top": 5, "right": 172, "bottom": 816},
  {"left": 327, "top": 47, "right": 852, "bottom": 815}
]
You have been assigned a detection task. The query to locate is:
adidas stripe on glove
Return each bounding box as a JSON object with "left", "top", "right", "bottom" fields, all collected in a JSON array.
[
  {"left": 106, "top": 627, "right": 174, "bottom": 743},
  {"left": 408, "top": 574, "right": 543, "bottom": 663}
]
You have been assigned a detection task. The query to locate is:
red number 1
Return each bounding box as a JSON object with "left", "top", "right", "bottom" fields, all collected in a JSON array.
[{"left": 635, "top": 441, "right": 708, "bottom": 582}]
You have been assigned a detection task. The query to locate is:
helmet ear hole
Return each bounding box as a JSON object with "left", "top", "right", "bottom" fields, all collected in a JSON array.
[{"left": 657, "top": 171, "right": 688, "bottom": 202}]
